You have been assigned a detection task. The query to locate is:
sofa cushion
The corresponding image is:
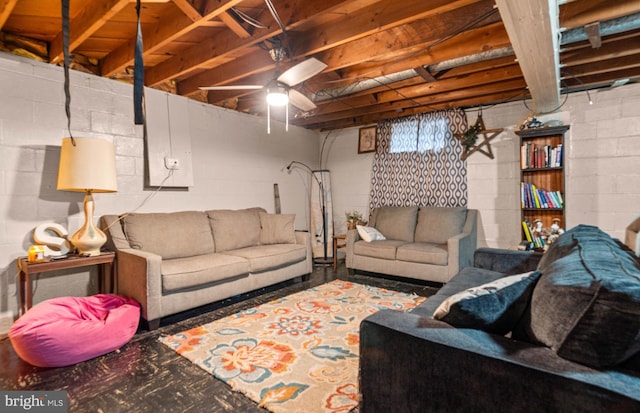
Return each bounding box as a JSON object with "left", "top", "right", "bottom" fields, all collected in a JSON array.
[
  {"left": 433, "top": 271, "right": 542, "bottom": 334},
  {"left": 396, "top": 243, "right": 448, "bottom": 265},
  {"left": 223, "top": 244, "right": 307, "bottom": 273},
  {"left": 353, "top": 239, "right": 408, "bottom": 260},
  {"left": 123, "top": 211, "right": 214, "bottom": 259},
  {"left": 357, "top": 225, "right": 386, "bottom": 242},
  {"left": 520, "top": 225, "right": 640, "bottom": 368},
  {"left": 259, "top": 212, "right": 296, "bottom": 245},
  {"left": 415, "top": 207, "right": 467, "bottom": 244},
  {"left": 207, "top": 208, "right": 264, "bottom": 252},
  {"left": 371, "top": 206, "right": 418, "bottom": 242},
  {"left": 162, "top": 253, "right": 250, "bottom": 292}
]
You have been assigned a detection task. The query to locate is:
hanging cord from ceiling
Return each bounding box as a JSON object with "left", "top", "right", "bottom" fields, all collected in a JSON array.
[{"left": 61, "top": 0, "right": 73, "bottom": 144}]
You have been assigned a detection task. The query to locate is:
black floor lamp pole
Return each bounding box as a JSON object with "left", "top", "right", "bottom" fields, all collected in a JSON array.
[{"left": 286, "top": 161, "right": 331, "bottom": 265}]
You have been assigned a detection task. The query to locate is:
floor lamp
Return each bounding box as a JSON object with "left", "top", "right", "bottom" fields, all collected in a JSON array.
[{"left": 286, "top": 161, "right": 333, "bottom": 266}]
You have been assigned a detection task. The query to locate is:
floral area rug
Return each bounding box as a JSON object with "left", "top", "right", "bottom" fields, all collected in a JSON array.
[{"left": 159, "top": 279, "right": 426, "bottom": 413}]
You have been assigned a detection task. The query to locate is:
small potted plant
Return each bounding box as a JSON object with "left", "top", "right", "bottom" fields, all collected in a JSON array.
[{"left": 345, "top": 210, "right": 366, "bottom": 230}]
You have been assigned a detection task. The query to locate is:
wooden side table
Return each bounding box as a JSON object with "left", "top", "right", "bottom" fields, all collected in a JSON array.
[
  {"left": 333, "top": 234, "right": 347, "bottom": 270},
  {"left": 16, "top": 252, "right": 116, "bottom": 316}
]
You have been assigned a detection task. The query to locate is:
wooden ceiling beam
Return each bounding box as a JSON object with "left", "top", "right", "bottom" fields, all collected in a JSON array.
[
  {"left": 561, "top": 53, "right": 640, "bottom": 78},
  {"left": 304, "top": 87, "right": 529, "bottom": 131},
  {"left": 49, "top": 0, "right": 131, "bottom": 64},
  {"left": 311, "top": 63, "right": 522, "bottom": 116},
  {"left": 561, "top": 66, "right": 640, "bottom": 88},
  {"left": 145, "top": 0, "right": 348, "bottom": 86},
  {"left": 302, "top": 78, "right": 526, "bottom": 127},
  {"left": 561, "top": 34, "right": 640, "bottom": 66},
  {"left": 334, "top": 23, "right": 511, "bottom": 84},
  {"left": 287, "top": 0, "right": 482, "bottom": 56},
  {"left": 0, "top": 0, "right": 18, "bottom": 30},
  {"left": 559, "top": 0, "right": 640, "bottom": 30},
  {"left": 171, "top": 0, "right": 202, "bottom": 22},
  {"left": 100, "top": 0, "right": 244, "bottom": 76},
  {"left": 176, "top": 0, "right": 489, "bottom": 94},
  {"left": 219, "top": 11, "right": 251, "bottom": 38},
  {"left": 495, "top": 0, "right": 561, "bottom": 114}
]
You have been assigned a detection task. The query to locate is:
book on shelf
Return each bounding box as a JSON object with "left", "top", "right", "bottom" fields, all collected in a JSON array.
[
  {"left": 520, "top": 142, "right": 563, "bottom": 169},
  {"left": 520, "top": 182, "right": 563, "bottom": 209},
  {"left": 522, "top": 220, "right": 544, "bottom": 248}
]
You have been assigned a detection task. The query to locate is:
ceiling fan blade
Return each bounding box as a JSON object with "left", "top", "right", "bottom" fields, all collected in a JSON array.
[
  {"left": 199, "top": 85, "right": 264, "bottom": 90},
  {"left": 277, "top": 58, "right": 327, "bottom": 87},
  {"left": 288, "top": 89, "right": 317, "bottom": 111}
]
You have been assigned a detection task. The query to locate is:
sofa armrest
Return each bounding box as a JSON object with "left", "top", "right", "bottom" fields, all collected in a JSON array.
[
  {"left": 295, "top": 230, "right": 313, "bottom": 273},
  {"left": 446, "top": 209, "right": 478, "bottom": 278},
  {"left": 473, "top": 247, "right": 542, "bottom": 274},
  {"left": 115, "top": 248, "right": 163, "bottom": 323},
  {"left": 360, "top": 310, "right": 640, "bottom": 413}
]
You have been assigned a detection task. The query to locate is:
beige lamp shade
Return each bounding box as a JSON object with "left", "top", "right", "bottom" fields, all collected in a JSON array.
[{"left": 57, "top": 137, "right": 117, "bottom": 193}]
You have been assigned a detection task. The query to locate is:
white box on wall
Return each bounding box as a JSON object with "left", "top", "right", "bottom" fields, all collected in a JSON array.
[{"left": 145, "top": 87, "right": 194, "bottom": 187}]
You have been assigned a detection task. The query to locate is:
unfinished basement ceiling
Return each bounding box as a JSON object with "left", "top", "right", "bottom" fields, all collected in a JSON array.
[{"left": 1, "top": 0, "right": 639, "bottom": 131}]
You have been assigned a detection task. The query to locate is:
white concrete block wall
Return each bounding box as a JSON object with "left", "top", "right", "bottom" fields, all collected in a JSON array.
[
  {"left": 0, "top": 52, "right": 319, "bottom": 324},
  {"left": 563, "top": 83, "right": 640, "bottom": 241},
  {"left": 322, "top": 128, "right": 376, "bottom": 234}
]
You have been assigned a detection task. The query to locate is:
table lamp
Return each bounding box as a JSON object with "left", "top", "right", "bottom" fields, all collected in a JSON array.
[{"left": 57, "top": 137, "right": 117, "bottom": 256}]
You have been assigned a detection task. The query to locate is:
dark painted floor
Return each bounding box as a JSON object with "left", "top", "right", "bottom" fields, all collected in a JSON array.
[{"left": 0, "top": 264, "right": 438, "bottom": 412}]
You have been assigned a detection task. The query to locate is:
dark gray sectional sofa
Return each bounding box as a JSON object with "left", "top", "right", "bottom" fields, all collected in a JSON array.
[{"left": 359, "top": 225, "right": 640, "bottom": 412}]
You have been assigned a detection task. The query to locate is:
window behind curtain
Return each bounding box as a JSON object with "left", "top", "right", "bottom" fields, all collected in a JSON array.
[{"left": 369, "top": 108, "right": 468, "bottom": 211}]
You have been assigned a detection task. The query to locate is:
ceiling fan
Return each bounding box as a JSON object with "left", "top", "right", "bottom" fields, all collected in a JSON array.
[{"left": 199, "top": 49, "right": 327, "bottom": 112}]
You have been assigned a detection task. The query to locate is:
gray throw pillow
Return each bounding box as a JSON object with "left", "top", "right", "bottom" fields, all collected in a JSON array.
[{"left": 433, "top": 271, "right": 541, "bottom": 334}]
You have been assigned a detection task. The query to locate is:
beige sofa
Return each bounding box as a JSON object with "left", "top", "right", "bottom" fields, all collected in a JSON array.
[
  {"left": 101, "top": 207, "right": 312, "bottom": 329},
  {"left": 346, "top": 206, "right": 477, "bottom": 283}
]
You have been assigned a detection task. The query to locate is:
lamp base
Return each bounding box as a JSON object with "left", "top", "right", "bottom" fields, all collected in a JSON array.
[{"left": 70, "top": 192, "right": 107, "bottom": 257}]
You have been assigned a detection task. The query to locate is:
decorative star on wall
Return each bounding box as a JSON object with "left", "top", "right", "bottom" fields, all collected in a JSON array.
[{"left": 454, "top": 114, "right": 504, "bottom": 161}]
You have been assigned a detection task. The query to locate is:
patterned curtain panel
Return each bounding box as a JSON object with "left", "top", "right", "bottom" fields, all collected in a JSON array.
[{"left": 369, "top": 108, "right": 468, "bottom": 210}]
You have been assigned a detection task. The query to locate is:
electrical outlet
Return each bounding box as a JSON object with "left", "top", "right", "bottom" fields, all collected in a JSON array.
[{"left": 164, "top": 157, "right": 180, "bottom": 170}]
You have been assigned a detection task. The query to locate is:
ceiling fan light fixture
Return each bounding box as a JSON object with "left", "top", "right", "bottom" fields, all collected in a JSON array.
[{"left": 266, "top": 86, "right": 289, "bottom": 106}]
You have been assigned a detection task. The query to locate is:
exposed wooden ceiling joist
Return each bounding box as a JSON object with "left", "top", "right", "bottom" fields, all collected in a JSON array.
[
  {"left": 0, "top": 0, "right": 638, "bottom": 131},
  {"left": 495, "top": 0, "right": 561, "bottom": 114}
]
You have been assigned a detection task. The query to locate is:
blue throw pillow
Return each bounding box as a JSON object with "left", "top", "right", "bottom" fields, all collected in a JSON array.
[{"left": 433, "top": 271, "right": 542, "bottom": 334}]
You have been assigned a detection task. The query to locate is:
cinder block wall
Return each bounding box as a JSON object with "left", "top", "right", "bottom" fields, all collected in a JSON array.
[{"left": 0, "top": 52, "right": 319, "bottom": 323}]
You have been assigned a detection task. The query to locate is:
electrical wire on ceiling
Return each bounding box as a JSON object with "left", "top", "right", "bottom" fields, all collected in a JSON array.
[{"left": 231, "top": 7, "right": 267, "bottom": 29}]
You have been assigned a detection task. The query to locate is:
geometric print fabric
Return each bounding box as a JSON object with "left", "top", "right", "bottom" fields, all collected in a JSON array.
[{"left": 369, "top": 108, "right": 468, "bottom": 211}]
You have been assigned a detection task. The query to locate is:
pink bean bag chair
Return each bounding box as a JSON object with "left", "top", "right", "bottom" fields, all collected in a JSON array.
[{"left": 9, "top": 294, "right": 140, "bottom": 367}]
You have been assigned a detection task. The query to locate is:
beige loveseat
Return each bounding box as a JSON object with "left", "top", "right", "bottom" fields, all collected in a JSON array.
[
  {"left": 346, "top": 206, "right": 477, "bottom": 283},
  {"left": 101, "top": 207, "right": 312, "bottom": 329}
]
